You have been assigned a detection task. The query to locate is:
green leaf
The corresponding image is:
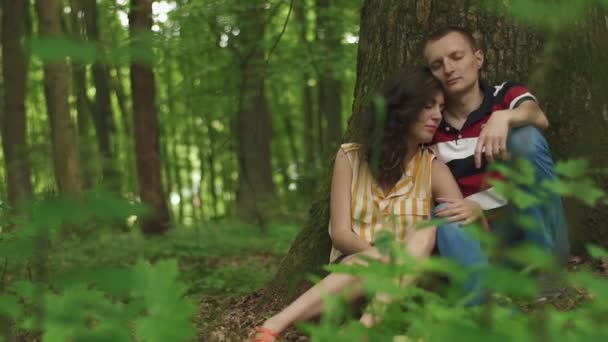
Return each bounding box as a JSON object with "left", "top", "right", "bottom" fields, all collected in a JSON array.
[
  {"left": 505, "top": 244, "right": 554, "bottom": 270},
  {"left": 0, "top": 236, "right": 34, "bottom": 259},
  {"left": 555, "top": 159, "right": 589, "bottom": 178},
  {"left": 483, "top": 266, "right": 538, "bottom": 297},
  {"left": 11, "top": 281, "right": 38, "bottom": 305},
  {"left": 587, "top": 244, "right": 608, "bottom": 259},
  {"left": 29, "top": 36, "right": 98, "bottom": 64},
  {"left": 485, "top": 0, "right": 588, "bottom": 29},
  {"left": 511, "top": 187, "right": 542, "bottom": 209},
  {"left": 542, "top": 178, "right": 605, "bottom": 206},
  {"left": 0, "top": 295, "right": 21, "bottom": 319},
  {"left": 132, "top": 259, "right": 196, "bottom": 342},
  {"left": 416, "top": 217, "right": 448, "bottom": 229},
  {"left": 373, "top": 230, "right": 393, "bottom": 254}
]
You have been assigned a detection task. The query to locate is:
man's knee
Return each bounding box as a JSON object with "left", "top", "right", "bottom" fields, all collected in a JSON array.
[{"left": 507, "top": 125, "right": 549, "bottom": 160}]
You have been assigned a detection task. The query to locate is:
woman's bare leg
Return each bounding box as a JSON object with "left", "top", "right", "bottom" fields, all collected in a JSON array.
[
  {"left": 259, "top": 248, "right": 385, "bottom": 336},
  {"left": 359, "top": 227, "right": 437, "bottom": 327}
]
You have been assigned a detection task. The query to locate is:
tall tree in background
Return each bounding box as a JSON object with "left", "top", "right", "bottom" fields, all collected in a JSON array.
[
  {"left": 294, "top": 0, "right": 317, "bottom": 199},
  {"left": 129, "top": 0, "right": 170, "bottom": 234},
  {"left": 262, "top": 0, "right": 608, "bottom": 307},
  {"left": 83, "top": 0, "right": 120, "bottom": 191},
  {"left": 316, "top": 0, "right": 343, "bottom": 155},
  {"left": 36, "top": 0, "right": 83, "bottom": 194},
  {"left": 233, "top": 1, "right": 277, "bottom": 221},
  {"left": 1, "top": 0, "right": 33, "bottom": 212},
  {"left": 68, "top": 0, "right": 97, "bottom": 190}
]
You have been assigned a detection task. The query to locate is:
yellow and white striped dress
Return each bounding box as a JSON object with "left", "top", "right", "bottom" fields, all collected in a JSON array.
[{"left": 329, "top": 143, "right": 435, "bottom": 263}]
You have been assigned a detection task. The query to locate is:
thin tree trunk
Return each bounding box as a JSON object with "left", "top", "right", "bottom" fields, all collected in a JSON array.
[
  {"left": 294, "top": 0, "right": 317, "bottom": 199},
  {"left": 196, "top": 129, "right": 208, "bottom": 219},
  {"left": 112, "top": 66, "right": 136, "bottom": 192},
  {"left": 270, "top": 83, "right": 299, "bottom": 196},
  {"left": 36, "top": 0, "right": 83, "bottom": 194},
  {"left": 83, "top": 0, "right": 120, "bottom": 191},
  {"left": 68, "top": 0, "right": 97, "bottom": 190},
  {"left": 234, "top": 1, "right": 277, "bottom": 222},
  {"left": 129, "top": 0, "right": 170, "bottom": 234},
  {"left": 204, "top": 119, "right": 220, "bottom": 218},
  {"left": 1, "top": 0, "right": 33, "bottom": 213},
  {"left": 172, "top": 142, "right": 184, "bottom": 223},
  {"left": 316, "top": 0, "right": 343, "bottom": 155},
  {"left": 161, "top": 50, "right": 175, "bottom": 218},
  {"left": 189, "top": 115, "right": 202, "bottom": 221},
  {"left": 113, "top": 66, "right": 131, "bottom": 137}
]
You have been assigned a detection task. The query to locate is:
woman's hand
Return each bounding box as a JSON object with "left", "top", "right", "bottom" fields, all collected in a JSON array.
[{"left": 434, "top": 198, "right": 484, "bottom": 225}]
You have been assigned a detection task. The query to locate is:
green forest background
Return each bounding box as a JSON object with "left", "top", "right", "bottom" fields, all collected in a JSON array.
[{"left": 1, "top": 0, "right": 608, "bottom": 341}]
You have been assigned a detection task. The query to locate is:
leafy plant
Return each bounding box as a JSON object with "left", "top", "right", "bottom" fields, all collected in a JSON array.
[{"left": 0, "top": 190, "right": 196, "bottom": 342}]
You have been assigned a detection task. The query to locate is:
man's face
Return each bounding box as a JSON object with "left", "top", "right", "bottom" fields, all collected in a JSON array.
[{"left": 423, "top": 32, "right": 484, "bottom": 98}]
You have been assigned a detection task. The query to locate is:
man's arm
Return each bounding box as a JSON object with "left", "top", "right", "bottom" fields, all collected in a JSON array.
[
  {"left": 504, "top": 99, "right": 549, "bottom": 130},
  {"left": 474, "top": 99, "right": 549, "bottom": 168}
]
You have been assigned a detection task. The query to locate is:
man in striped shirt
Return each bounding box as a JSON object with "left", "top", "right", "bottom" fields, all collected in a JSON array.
[{"left": 422, "top": 27, "right": 569, "bottom": 301}]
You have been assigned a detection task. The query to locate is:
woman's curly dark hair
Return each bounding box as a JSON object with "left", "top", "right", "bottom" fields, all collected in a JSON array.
[{"left": 358, "top": 67, "right": 442, "bottom": 190}]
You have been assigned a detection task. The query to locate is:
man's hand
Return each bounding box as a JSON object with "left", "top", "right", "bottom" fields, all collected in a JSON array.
[
  {"left": 435, "top": 198, "right": 484, "bottom": 225},
  {"left": 474, "top": 110, "right": 511, "bottom": 168}
]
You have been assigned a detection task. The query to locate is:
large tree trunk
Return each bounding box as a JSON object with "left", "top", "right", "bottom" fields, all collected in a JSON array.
[
  {"left": 316, "top": 0, "right": 343, "bottom": 155},
  {"left": 129, "top": 0, "right": 170, "bottom": 234},
  {"left": 263, "top": 0, "right": 607, "bottom": 306},
  {"left": 234, "top": 1, "right": 277, "bottom": 222},
  {"left": 1, "top": 0, "right": 33, "bottom": 213},
  {"left": 83, "top": 0, "right": 120, "bottom": 191},
  {"left": 36, "top": 0, "right": 83, "bottom": 194},
  {"left": 534, "top": 7, "right": 608, "bottom": 252}
]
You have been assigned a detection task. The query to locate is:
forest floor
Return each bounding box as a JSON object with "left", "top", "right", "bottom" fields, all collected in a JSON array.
[
  {"left": 6, "top": 219, "right": 606, "bottom": 342},
  {"left": 195, "top": 229, "right": 608, "bottom": 342},
  {"left": 5, "top": 219, "right": 301, "bottom": 342}
]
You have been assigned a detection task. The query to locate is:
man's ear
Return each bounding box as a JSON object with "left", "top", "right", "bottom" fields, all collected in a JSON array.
[{"left": 474, "top": 49, "right": 484, "bottom": 70}]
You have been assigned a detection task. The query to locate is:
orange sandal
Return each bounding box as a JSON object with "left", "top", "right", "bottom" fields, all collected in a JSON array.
[{"left": 252, "top": 326, "right": 281, "bottom": 342}]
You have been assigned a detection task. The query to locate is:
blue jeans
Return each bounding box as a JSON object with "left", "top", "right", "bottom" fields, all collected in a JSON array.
[
  {"left": 434, "top": 203, "right": 488, "bottom": 306},
  {"left": 436, "top": 126, "right": 570, "bottom": 304}
]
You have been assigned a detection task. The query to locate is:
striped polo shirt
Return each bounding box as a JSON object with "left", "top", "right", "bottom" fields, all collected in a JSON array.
[
  {"left": 427, "top": 81, "right": 537, "bottom": 210},
  {"left": 329, "top": 143, "right": 435, "bottom": 263}
]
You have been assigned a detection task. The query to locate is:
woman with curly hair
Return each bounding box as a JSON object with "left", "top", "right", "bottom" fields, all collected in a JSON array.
[{"left": 251, "top": 67, "right": 486, "bottom": 342}]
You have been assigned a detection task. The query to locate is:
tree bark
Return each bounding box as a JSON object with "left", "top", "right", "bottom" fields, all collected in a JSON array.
[
  {"left": 112, "top": 66, "right": 137, "bottom": 193},
  {"left": 316, "top": 0, "right": 343, "bottom": 155},
  {"left": 68, "top": 0, "right": 97, "bottom": 190},
  {"left": 1, "top": 0, "right": 33, "bottom": 213},
  {"left": 36, "top": 0, "right": 83, "bottom": 195},
  {"left": 263, "top": 0, "right": 607, "bottom": 306},
  {"left": 204, "top": 119, "right": 220, "bottom": 218},
  {"left": 161, "top": 50, "right": 175, "bottom": 220},
  {"left": 294, "top": 0, "right": 317, "bottom": 199},
  {"left": 533, "top": 7, "right": 608, "bottom": 252},
  {"left": 234, "top": 1, "right": 277, "bottom": 222},
  {"left": 129, "top": 0, "right": 170, "bottom": 234},
  {"left": 83, "top": 0, "right": 120, "bottom": 191}
]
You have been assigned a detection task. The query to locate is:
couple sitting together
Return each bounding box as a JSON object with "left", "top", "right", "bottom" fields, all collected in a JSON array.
[{"left": 252, "top": 26, "right": 570, "bottom": 342}]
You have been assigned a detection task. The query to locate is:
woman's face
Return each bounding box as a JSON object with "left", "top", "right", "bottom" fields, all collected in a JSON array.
[{"left": 409, "top": 92, "right": 444, "bottom": 144}]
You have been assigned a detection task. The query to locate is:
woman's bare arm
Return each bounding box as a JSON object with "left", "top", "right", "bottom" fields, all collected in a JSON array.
[
  {"left": 329, "top": 148, "right": 373, "bottom": 255},
  {"left": 431, "top": 160, "right": 487, "bottom": 227}
]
